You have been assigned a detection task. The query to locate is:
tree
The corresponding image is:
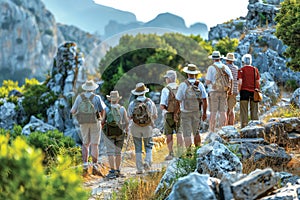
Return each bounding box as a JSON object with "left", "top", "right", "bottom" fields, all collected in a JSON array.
[
  {"left": 214, "top": 37, "right": 239, "bottom": 56},
  {"left": 99, "top": 33, "right": 212, "bottom": 96},
  {"left": 275, "top": 0, "right": 300, "bottom": 71}
]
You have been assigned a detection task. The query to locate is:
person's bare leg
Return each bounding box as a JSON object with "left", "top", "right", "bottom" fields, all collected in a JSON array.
[
  {"left": 184, "top": 136, "right": 192, "bottom": 148},
  {"left": 219, "top": 112, "right": 227, "bottom": 128},
  {"left": 108, "top": 155, "right": 115, "bottom": 170},
  {"left": 209, "top": 112, "right": 217, "bottom": 132},
  {"left": 194, "top": 134, "right": 201, "bottom": 147},
  {"left": 91, "top": 144, "right": 99, "bottom": 163},
  {"left": 166, "top": 134, "right": 173, "bottom": 154},
  {"left": 82, "top": 144, "right": 89, "bottom": 163},
  {"left": 115, "top": 155, "right": 121, "bottom": 170}
]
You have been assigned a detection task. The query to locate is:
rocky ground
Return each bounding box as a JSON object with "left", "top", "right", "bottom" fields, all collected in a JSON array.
[{"left": 83, "top": 92, "right": 300, "bottom": 199}]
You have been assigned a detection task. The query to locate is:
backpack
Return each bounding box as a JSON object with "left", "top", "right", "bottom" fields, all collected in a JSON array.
[
  {"left": 212, "top": 64, "right": 231, "bottom": 92},
  {"left": 76, "top": 93, "right": 98, "bottom": 124},
  {"left": 184, "top": 80, "right": 202, "bottom": 111},
  {"left": 106, "top": 105, "right": 123, "bottom": 127},
  {"left": 104, "top": 105, "right": 124, "bottom": 136},
  {"left": 132, "top": 98, "right": 152, "bottom": 127},
  {"left": 166, "top": 86, "right": 181, "bottom": 123}
]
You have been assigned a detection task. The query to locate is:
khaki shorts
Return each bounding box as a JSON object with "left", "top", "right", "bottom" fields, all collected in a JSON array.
[
  {"left": 209, "top": 91, "right": 228, "bottom": 112},
  {"left": 181, "top": 111, "right": 200, "bottom": 137},
  {"left": 164, "top": 112, "right": 182, "bottom": 135},
  {"left": 80, "top": 122, "right": 101, "bottom": 145},
  {"left": 104, "top": 134, "right": 125, "bottom": 156},
  {"left": 227, "top": 94, "right": 237, "bottom": 110}
]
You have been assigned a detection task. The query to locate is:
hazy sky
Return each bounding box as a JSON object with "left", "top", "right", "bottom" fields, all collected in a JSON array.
[{"left": 94, "top": 0, "right": 249, "bottom": 28}]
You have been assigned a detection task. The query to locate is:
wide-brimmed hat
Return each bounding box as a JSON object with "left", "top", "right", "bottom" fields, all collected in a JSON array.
[
  {"left": 163, "top": 70, "right": 177, "bottom": 80},
  {"left": 106, "top": 91, "right": 122, "bottom": 101},
  {"left": 224, "top": 53, "right": 237, "bottom": 61},
  {"left": 208, "top": 51, "right": 224, "bottom": 59},
  {"left": 183, "top": 64, "right": 200, "bottom": 74},
  {"left": 131, "top": 82, "right": 149, "bottom": 95},
  {"left": 81, "top": 80, "right": 99, "bottom": 91}
]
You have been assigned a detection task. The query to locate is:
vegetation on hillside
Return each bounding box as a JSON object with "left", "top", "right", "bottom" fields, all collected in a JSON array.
[{"left": 275, "top": 0, "right": 300, "bottom": 71}]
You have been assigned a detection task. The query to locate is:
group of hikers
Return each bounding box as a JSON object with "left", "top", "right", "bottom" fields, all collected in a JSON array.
[{"left": 70, "top": 51, "right": 261, "bottom": 178}]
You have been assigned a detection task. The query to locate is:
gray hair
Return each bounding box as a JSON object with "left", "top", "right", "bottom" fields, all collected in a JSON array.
[{"left": 242, "top": 54, "right": 252, "bottom": 65}]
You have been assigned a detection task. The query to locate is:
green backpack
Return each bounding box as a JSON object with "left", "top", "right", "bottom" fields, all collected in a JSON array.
[
  {"left": 106, "top": 105, "right": 123, "bottom": 127},
  {"left": 76, "top": 93, "right": 98, "bottom": 124}
]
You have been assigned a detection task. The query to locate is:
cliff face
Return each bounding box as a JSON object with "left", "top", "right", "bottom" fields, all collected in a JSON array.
[
  {"left": 0, "top": 0, "right": 58, "bottom": 80},
  {"left": 0, "top": 0, "right": 102, "bottom": 83}
]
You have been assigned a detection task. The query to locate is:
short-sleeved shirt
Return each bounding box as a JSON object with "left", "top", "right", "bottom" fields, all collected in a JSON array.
[
  {"left": 238, "top": 65, "right": 260, "bottom": 92},
  {"left": 71, "top": 92, "right": 104, "bottom": 113},
  {"left": 160, "top": 82, "right": 178, "bottom": 107},
  {"left": 176, "top": 78, "right": 208, "bottom": 112},
  {"left": 206, "top": 62, "right": 233, "bottom": 93},
  {"left": 226, "top": 63, "right": 239, "bottom": 95},
  {"left": 127, "top": 96, "right": 157, "bottom": 119}
]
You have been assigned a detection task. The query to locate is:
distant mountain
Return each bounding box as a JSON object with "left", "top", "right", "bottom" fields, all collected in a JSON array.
[
  {"left": 41, "top": 0, "right": 208, "bottom": 39},
  {"left": 41, "top": 0, "right": 137, "bottom": 35},
  {"left": 104, "top": 13, "right": 208, "bottom": 39}
]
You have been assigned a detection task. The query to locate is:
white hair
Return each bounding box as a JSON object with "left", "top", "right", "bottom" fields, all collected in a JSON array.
[{"left": 242, "top": 54, "right": 252, "bottom": 65}]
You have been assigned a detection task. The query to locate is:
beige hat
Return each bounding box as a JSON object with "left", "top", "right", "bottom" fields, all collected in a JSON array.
[
  {"left": 131, "top": 82, "right": 149, "bottom": 95},
  {"left": 183, "top": 64, "right": 200, "bottom": 74},
  {"left": 163, "top": 70, "right": 177, "bottom": 80},
  {"left": 224, "top": 53, "right": 237, "bottom": 61},
  {"left": 81, "top": 80, "right": 99, "bottom": 91},
  {"left": 106, "top": 91, "right": 122, "bottom": 101},
  {"left": 208, "top": 51, "right": 224, "bottom": 59}
]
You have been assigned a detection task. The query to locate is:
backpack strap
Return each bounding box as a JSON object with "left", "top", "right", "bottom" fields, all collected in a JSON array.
[
  {"left": 89, "top": 94, "right": 95, "bottom": 101},
  {"left": 166, "top": 86, "right": 176, "bottom": 98}
]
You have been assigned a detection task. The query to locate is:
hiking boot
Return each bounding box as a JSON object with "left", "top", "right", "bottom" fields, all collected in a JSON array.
[
  {"left": 92, "top": 163, "right": 103, "bottom": 176},
  {"left": 115, "top": 170, "right": 125, "bottom": 178},
  {"left": 136, "top": 170, "right": 144, "bottom": 174},
  {"left": 143, "top": 162, "right": 151, "bottom": 171},
  {"left": 165, "top": 153, "right": 174, "bottom": 161},
  {"left": 106, "top": 170, "right": 117, "bottom": 179}
]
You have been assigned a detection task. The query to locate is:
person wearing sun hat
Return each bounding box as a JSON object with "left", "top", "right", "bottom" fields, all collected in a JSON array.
[
  {"left": 160, "top": 70, "right": 184, "bottom": 160},
  {"left": 103, "top": 90, "right": 129, "bottom": 179},
  {"left": 127, "top": 82, "right": 157, "bottom": 174},
  {"left": 205, "top": 51, "right": 233, "bottom": 133},
  {"left": 71, "top": 80, "right": 106, "bottom": 176},
  {"left": 176, "top": 64, "right": 208, "bottom": 150},
  {"left": 224, "top": 53, "right": 239, "bottom": 125}
]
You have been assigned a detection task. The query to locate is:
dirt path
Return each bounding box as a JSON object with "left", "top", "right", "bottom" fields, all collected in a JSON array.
[{"left": 83, "top": 135, "right": 172, "bottom": 200}]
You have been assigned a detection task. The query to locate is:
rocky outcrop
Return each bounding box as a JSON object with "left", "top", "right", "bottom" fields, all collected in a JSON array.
[
  {"left": 0, "top": 0, "right": 102, "bottom": 83},
  {"left": 0, "top": 0, "right": 58, "bottom": 79},
  {"left": 209, "top": 0, "right": 300, "bottom": 91}
]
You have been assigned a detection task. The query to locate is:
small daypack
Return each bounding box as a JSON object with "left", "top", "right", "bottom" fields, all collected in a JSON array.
[
  {"left": 76, "top": 93, "right": 98, "bottom": 124},
  {"left": 132, "top": 98, "right": 152, "bottom": 127},
  {"left": 166, "top": 86, "right": 181, "bottom": 123},
  {"left": 106, "top": 105, "right": 123, "bottom": 127},
  {"left": 184, "top": 80, "right": 202, "bottom": 111},
  {"left": 104, "top": 105, "right": 124, "bottom": 136},
  {"left": 212, "top": 64, "right": 231, "bottom": 92}
]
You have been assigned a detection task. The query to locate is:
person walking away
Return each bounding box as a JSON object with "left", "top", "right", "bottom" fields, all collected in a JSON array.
[
  {"left": 205, "top": 51, "right": 233, "bottom": 132},
  {"left": 127, "top": 83, "right": 157, "bottom": 174},
  {"left": 238, "top": 54, "right": 260, "bottom": 128},
  {"left": 160, "top": 70, "right": 184, "bottom": 160},
  {"left": 103, "top": 91, "right": 129, "bottom": 179},
  {"left": 176, "top": 64, "right": 207, "bottom": 150},
  {"left": 224, "top": 53, "right": 239, "bottom": 125},
  {"left": 70, "top": 80, "right": 105, "bottom": 176}
]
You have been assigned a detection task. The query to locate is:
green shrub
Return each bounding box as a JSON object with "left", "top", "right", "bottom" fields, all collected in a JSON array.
[
  {"left": 22, "top": 83, "right": 57, "bottom": 122},
  {"left": 0, "top": 135, "right": 89, "bottom": 200},
  {"left": 26, "top": 130, "right": 76, "bottom": 173}
]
